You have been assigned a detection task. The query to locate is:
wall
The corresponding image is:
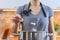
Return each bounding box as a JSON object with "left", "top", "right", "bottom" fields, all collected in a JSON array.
[{"left": 0, "top": 0, "right": 60, "bottom": 9}]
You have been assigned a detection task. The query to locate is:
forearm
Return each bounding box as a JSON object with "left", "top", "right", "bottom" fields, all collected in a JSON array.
[
  {"left": 49, "top": 17, "right": 56, "bottom": 40},
  {"left": 50, "top": 36, "right": 53, "bottom": 40},
  {"left": 12, "top": 23, "right": 22, "bottom": 33},
  {"left": 12, "top": 23, "right": 18, "bottom": 33},
  {"left": 50, "top": 32, "right": 56, "bottom": 40}
]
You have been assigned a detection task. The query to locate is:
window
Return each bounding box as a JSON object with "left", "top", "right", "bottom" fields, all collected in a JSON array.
[{"left": 0, "top": 0, "right": 60, "bottom": 9}]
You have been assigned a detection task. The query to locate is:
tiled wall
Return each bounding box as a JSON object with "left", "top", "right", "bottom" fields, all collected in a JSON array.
[
  {"left": 0, "top": 10, "right": 15, "bottom": 34},
  {"left": 54, "top": 11, "right": 60, "bottom": 25}
]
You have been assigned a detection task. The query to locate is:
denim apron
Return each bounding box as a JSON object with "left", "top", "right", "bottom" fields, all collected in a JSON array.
[{"left": 16, "top": 3, "right": 53, "bottom": 40}]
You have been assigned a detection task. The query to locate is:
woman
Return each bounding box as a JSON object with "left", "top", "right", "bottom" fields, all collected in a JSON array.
[{"left": 12, "top": 0, "right": 56, "bottom": 40}]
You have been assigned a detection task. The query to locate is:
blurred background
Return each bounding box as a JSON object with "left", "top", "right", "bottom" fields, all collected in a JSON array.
[{"left": 0, "top": 0, "right": 60, "bottom": 40}]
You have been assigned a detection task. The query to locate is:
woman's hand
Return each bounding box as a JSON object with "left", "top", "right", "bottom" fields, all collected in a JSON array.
[
  {"left": 12, "top": 14, "right": 23, "bottom": 24},
  {"left": 12, "top": 14, "right": 23, "bottom": 33}
]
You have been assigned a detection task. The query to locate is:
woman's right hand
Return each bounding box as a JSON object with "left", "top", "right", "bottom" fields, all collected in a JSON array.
[{"left": 12, "top": 14, "right": 23, "bottom": 24}]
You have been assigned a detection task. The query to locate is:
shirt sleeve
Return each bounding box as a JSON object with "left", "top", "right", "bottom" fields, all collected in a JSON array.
[
  {"left": 16, "top": 6, "right": 23, "bottom": 14},
  {"left": 48, "top": 7, "right": 54, "bottom": 18}
]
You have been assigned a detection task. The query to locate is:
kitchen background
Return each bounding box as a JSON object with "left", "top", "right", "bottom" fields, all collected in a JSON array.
[{"left": 0, "top": 0, "right": 60, "bottom": 40}]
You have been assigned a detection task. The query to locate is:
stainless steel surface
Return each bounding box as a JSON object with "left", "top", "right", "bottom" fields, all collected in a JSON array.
[{"left": 12, "top": 31, "right": 53, "bottom": 40}]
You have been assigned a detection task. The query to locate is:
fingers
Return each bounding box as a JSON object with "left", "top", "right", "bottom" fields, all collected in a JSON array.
[
  {"left": 12, "top": 14, "right": 22, "bottom": 20},
  {"left": 12, "top": 14, "right": 23, "bottom": 24}
]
